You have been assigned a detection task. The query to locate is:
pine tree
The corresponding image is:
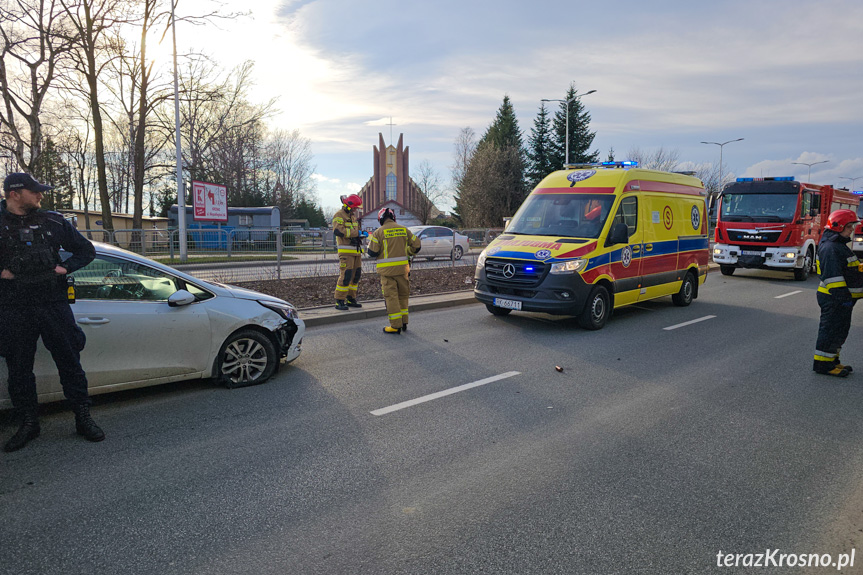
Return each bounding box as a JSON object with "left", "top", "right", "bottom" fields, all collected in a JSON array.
[
  {"left": 33, "top": 137, "right": 74, "bottom": 210},
  {"left": 550, "top": 85, "right": 599, "bottom": 167},
  {"left": 479, "top": 95, "right": 523, "bottom": 152},
  {"left": 526, "top": 102, "right": 554, "bottom": 190}
]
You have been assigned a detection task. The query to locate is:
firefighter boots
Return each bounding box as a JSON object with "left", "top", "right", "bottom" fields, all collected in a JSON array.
[
  {"left": 3, "top": 410, "right": 40, "bottom": 452},
  {"left": 346, "top": 296, "right": 362, "bottom": 308},
  {"left": 383, "top": 326, "right": 401, "bottom": 334},
  {"left": 401, "top": 323, "right": 407, "bottom": 332},
  {"left": 335, "top": 300, "right": 349, "bottom": 311},
  {"left": 813, "top": 360, "right": 851, "bottom": 377},
  {"left": 73, "top": 404, "right": 105, "bottom": 442}
]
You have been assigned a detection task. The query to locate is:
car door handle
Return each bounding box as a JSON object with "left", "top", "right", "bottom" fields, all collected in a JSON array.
[
  {"left": 645, "top": 243, "right": 654, "bottom": 252},
  {"left": 78, "top": 317, "right": 110, "bottom": 325}
]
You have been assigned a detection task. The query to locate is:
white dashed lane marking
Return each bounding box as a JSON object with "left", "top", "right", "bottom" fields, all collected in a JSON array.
[
  {"left": 371, "top": 371, "right": 521, "bottom": 416},
  {"left": 775, "top": 290, "right": 803, "bottom": 299},
  {"left": 663, "top": 315, "right": 717, "bottom": 331}
]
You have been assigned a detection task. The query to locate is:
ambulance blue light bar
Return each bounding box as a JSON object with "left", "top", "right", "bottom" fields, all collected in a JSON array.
[
  {"left": 601, "top": 161, "right": 638, "bottom": 168},
  {"left": 736, "top": 177, "right": 795, "bottom": 182}
]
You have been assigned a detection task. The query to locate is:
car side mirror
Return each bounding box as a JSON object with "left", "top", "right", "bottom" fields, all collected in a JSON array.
[
  {"left": 168, "top": 289, "right": 196, "bottom": 307},
  {"left": 606, "top": 222, "right": 629, "bottom": 246}
]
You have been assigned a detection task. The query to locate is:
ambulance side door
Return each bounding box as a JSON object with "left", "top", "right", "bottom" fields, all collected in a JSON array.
[
  {"left": 639, "top": 195, "right": 679, "bottom": 301},
  {"left": 609, "top": 195, "right": 643, "bottom": 307}
]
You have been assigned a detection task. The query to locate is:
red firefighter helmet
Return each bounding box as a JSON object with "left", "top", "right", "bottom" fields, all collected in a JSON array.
[
  {"left": 340, "top": 194, "right": 362, "bottom": 210},
  {"left": 378, "top": 207, "right": 396, "bottom": 225},
  {"left": 827, "top": 209, "right": 859, "bottom": 232}
]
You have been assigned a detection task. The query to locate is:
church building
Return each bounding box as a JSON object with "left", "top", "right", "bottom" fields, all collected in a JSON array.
[{"left": 356, "top": 133, "right": 435, "bottom": 230}]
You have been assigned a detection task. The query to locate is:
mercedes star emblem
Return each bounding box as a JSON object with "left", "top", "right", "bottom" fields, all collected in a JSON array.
[{"left": 503, "top": 263, "right": 516, "bottom": 278}]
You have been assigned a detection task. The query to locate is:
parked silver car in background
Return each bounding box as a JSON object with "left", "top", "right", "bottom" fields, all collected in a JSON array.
[
  {"left": 409, "top": 226, "right": 470, "bottom": 261},
  {"left": 0, "top": 242, "right": 305, "bottom": 407}
]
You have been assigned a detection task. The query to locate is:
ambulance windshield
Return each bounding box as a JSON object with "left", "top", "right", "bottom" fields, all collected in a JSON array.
[
  {"left": 720, "top": 193, "right": 798, "bottom": 223},
  {"left": 506, "top": 194, "right": 616, "bottom": 238}
]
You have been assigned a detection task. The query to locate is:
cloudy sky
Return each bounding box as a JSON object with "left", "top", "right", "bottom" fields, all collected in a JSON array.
[{"left": 175, "top": 0, "right": 863, "bottom": 211}]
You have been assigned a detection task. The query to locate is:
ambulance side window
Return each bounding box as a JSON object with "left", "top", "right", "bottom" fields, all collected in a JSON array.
[{"left": 612, "top": 196, "right": 638, "bottom": 236}]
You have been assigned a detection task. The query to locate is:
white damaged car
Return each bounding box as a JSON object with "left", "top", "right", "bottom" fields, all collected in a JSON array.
[{"left": 0, "top": 242, "right": 304, "bottom": 407}]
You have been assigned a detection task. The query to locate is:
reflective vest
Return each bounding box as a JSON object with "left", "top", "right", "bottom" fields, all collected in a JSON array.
[
  {"left": 367, "top": 221, "right": 421, "bottom": 277},
  {"left": 332, "top": 208, "right": 362, "bottom": 254}
]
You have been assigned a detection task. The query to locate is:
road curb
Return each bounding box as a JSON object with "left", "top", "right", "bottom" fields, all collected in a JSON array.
[{"left": 299, "top": 291, "right": 478, "bottom": 327}]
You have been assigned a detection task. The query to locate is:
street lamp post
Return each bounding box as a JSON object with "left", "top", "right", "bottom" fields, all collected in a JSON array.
[
  {"left": 701, "top": 138, "right": 744, "bottom": 198},
  {"left": 791, "top": 160, "right": 829, "bottom": 182},
  {"left": 542, "top": 89, "right": 596, "bottom": 167},
  {"left": 840, "top": 176, "right": 863, "bottom": 193},
  {"left": 170, "top": 0, "right": 188, "bottom": 262}
]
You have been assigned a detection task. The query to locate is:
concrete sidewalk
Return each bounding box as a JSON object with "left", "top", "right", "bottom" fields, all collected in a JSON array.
[
  {"left": 299, "top": 291, "right": 478, "bottom": 327},
  {"left": 300, "top": 262, "right": 723, "bottom": 327}
]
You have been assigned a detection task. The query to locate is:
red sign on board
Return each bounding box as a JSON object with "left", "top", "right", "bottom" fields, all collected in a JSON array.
[{"left": 192, "top": 181, "right": 228, "bottom": 222}]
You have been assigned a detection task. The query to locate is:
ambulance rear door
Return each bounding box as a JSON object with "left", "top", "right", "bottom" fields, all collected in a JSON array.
[{"left": 608, "top": 194, "right": 643, "bottom": 307}]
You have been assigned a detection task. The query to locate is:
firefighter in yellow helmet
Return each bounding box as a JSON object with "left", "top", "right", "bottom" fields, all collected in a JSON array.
[
  {"left": 366, "top": 208, "right": 422, "bottom": 334},
  {"left": 331, "top": 194, "right": 367, "bottom": 310}
]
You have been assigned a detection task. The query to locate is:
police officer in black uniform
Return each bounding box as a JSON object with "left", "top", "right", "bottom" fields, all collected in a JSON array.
[
  {"left": 813, "top": 209, "right": 863, "bottom": 377},
  {"left": 1, "top": 173, "right": 104, "bottom": 452}
]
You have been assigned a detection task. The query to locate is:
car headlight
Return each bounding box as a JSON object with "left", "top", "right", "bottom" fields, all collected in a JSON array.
[
  {"left": 550, "top": 259, "right": 587, "bottom": 274},
  {"left": 258, "top": 300, "right": 299, "bottom": 320},
  {"left": 713, "top": 248, "right": 722, "bottom": 255},
  {"left": 477, "top": 250, "right": 487, "bottom": 268}
]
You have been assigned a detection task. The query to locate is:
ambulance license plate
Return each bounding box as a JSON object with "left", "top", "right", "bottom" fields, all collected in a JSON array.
[
  {"left": 493, "top": 298, "right": 522, "bottom": 310},
  {"left": 741, "top": 250, "right": 762, "bottom": 256}
]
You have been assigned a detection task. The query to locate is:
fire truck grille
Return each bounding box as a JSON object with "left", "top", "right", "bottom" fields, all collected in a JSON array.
[
  {"left": 727, "top": 230, "right": 782, "bottom": 244},
  {"left": 485, "top": 259, "right": 549, "bottom": 287}
]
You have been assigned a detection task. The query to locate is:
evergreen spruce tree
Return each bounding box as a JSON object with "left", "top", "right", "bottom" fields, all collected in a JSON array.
[
  {"left": 33, "top": 137, "right": 74, "bottom": 210},
  {"left": 526, "top": 102, "right": 554, "bottom": 190},
  {"left": 478, "top": 95, "right": 523, "bottom": 152},
  {"left": 455, "top": 96, "right": 528, "bottom": 225},
  {"left": 550, "top": 85, "right": 599, "bottom": 167}
]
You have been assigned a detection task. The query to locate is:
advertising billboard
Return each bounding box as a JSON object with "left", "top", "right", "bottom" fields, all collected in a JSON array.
[{"left": 192, "top": 180, "right": 228, "bottom": 222}]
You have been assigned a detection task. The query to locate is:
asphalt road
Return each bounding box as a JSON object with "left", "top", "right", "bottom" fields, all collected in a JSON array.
[{"left": 2, "top": 268, "right": 863, "bottom": 575}]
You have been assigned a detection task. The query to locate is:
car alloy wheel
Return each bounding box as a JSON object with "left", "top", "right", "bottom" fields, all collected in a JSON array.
[{"left": 218, "top": 329, "right": 278, "bottom": 387}]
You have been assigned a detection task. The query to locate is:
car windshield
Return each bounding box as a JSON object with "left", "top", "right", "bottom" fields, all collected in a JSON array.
[
  {"left": 506, "top": 194, "right": 616, "bottom": 238},
  {"left": 720, "top": 193, "right": 798, "bottom": 223}
]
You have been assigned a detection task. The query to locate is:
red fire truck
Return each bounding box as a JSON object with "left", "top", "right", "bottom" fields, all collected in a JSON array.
[{"left": 712, "top": 177, "right": 859, "bottom": 280}]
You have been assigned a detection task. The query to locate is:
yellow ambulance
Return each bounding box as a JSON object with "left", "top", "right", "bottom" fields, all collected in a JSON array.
[{"left": 473, "top": 162, "right": 709, "bottom": 329}]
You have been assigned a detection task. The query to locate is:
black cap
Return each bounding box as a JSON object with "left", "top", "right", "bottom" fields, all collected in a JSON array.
[{"left": 3, "top": 173, "right": 54, "bottom": 194}]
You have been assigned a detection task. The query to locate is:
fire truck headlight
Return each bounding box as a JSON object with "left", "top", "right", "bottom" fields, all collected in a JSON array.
[
  {"left": 784, "top": 252, "right": 796, "bottom": 258},
  {"left": 713, "top": 248, "right": 722, "bottom": 255},
  {"left": 550, "top": 259, "right": 587, "bottom": 274},
  {"left": 856, "top": 237, "right": 863, "bottom": 242}
]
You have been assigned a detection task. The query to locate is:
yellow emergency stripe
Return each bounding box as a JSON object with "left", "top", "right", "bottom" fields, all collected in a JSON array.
[
  {"left": 335, "top": 285, "right": 349, "bottom": 292},
  {"left": 376, "top": 256, "right": 408, "bottom": 268},
  {"left": 815, "top": 351, "right": 837, "bottom": 360},
  {"left": 333, "top": 217, "right": 344, "bottom": 224},
  {"left": 338, "top": 246, "right": 361, "bottom": 253},
  {"left": 818, "top": 276, "right": 847, "bottom": 295},
  {"left": 388, "top": 313, "right": 401, "bottom": 320}
]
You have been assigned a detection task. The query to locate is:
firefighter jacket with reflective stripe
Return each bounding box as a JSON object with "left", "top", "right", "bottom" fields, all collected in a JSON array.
[
  {"left": 332, "top": 208, "right": 362, "bottom": 254},
  {"left": 0, "top": 202, "right": 95, "bottom": 305},
  {"left": 366, "top": 220, "right": 421, "bottom": 277},
  {"left": 816, "top": 229, "right": 863, "bottom": 300}
]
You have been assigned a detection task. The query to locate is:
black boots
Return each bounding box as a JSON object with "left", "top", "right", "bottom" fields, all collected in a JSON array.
[
  {"left": 335, "top": 300, "right": 349, "bottom": 311},
  {"left": 346, "top": 296, "right": 362, "bottom": 308},
  {"left": 3, "top": 405, "right": 104, "bottom": 451},
  {"left": 72, "top": 404, "right": 105, "bottom": 442},
  {"left": 3, "top": 410, "right": 40, "bottom": 452}
]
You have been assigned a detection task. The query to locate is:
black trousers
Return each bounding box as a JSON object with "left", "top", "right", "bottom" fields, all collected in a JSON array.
[
  {"left": 815, "top": 293, "right": 854, "bottom": 366},
  {"left": 0, "top": 302, "right": 89, "bottom": 411}
]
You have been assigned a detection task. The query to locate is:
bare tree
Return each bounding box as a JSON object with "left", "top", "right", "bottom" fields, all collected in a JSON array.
[
  {"left": 413, "top": 159, "right": 447, "bottom": 225},
  {"left": 458, "top": 143, "right": 525, "bottom": 228},
  {"left": 264, "top": 128, "right": 315, "bottom": 218},
  {"left": 59, "top": 0, "right": 133, "bottom": 232},
  {"left": 0, "top": 0, "right": 74, "bottom": 173},
  {"left": 450, "top": 126, "right": 476, "bottom": 192},
  {"left": 627, "top": 146, "right": 681, "bottom": 172}
]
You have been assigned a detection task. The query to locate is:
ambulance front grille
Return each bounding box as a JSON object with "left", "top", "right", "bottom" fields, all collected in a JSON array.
[{"left": 485, "top": 259, "right": 549, "bottom": 287}]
